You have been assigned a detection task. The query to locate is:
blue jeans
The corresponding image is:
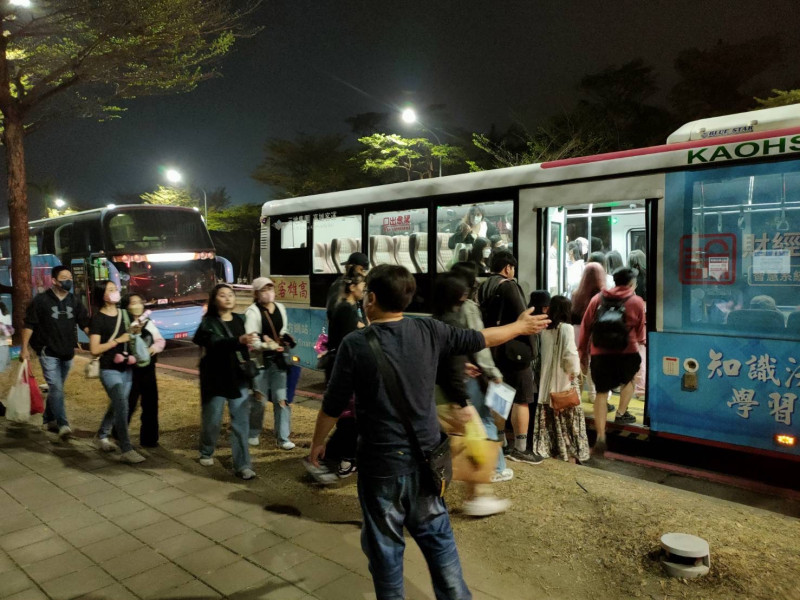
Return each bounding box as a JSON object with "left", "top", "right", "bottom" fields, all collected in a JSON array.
[
  {"left": 250, "top": 363, "right": 290, "bottom": 443},
  {"left": 98, "top": 369, "right": 134, "bottom": 453},
  {"left": 201, "top": 385, "right": 252, "bottom": 473},
  {"left": 466, "top": 378, "right": 506, "bottom": 473},
  {"left": 39, "top": 353, "right": 73, "bottom": 428},
  {"left": 358, "top": 470, "right": 471, "bottom": 600}
]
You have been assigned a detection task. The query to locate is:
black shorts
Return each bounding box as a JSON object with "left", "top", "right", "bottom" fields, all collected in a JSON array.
[
  {"left": 590, "top": 353, "right": 642, "bottom": 393},
  {"left": 503, "top": 367, "right": 535, "bottom": 405}
]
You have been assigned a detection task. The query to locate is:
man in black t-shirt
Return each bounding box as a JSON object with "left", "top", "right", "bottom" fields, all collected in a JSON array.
[
  {"left": 21, "top": 266, "right": 90, "bottom": 439},
  {"left": 309, "top": 265, "right": 548, "bottom": 600}
]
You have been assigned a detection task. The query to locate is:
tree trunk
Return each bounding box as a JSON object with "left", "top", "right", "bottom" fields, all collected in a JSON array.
[{"left": 5, "top": 111, "right": 31, "bottom": 345}]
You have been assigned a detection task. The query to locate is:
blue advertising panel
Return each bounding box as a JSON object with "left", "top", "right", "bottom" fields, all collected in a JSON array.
[
  {"left": 284, "top": 307, "right": 327, "bottom": 369},
  {"left": 649, "top": 332, "right": 798, "bottom": 457}
]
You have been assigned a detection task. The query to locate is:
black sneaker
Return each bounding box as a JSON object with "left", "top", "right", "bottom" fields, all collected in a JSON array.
[
  {"left": 607, "top": 403, "right": 616, "bottom": 413},
  {"left": 508, "top": 449, "right": 545, "bottom": 465},
  {"left": 614, "top": 411, "right": 636, "bottom": 424}
]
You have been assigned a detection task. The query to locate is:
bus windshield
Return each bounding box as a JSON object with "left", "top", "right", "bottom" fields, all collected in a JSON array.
[{"left": 106, "top": 209, "right": 212, "bottom": 252}]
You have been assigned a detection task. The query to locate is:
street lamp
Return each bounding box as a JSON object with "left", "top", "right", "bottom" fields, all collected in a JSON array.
[
  {"left": 400, "top": 107, "right": 443, "bottom": 177},
  {"left": 54, "top": 198, "right": 66, "bottom": 209},
  {"left": 163, "top": 168, "right": 206, "bottom": 220}
]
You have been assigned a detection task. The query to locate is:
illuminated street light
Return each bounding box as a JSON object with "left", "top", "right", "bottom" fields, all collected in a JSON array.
[
  {"left": 54, "top": 198, "right": 66, "bottom": 208},
  {"left": 10, "top": 0, "right": 32, "bottom": 7},
  {"left": 163, "top": 167, "right": 206, "bottom": 220},
  {"left": 399, "top": 107, "right": 442, "bottom": 177}
]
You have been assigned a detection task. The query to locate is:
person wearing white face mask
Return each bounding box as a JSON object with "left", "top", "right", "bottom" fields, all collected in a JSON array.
[
  {"left": 449, "top": 204, "right": 499, "bottom": 249},
  {"left": 245, "top": 277, "right": 294, "bottom": 450},
  {"left": 89, "top": 280, "right": 145, "bottom": 464},
  {"left": 21, "top": 265, "right": 90, "bottom": 439},
  {"left": 469, "top": 237, "right": 493, "bottom": 275}
]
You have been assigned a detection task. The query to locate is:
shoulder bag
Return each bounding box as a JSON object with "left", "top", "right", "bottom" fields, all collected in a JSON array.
[
  {"left": 219, "top": 317, "right": 260, "bottom": 381},
  {"left": 85, "top": 310, "right": 122, "bottom": 379},
  {"left": 549, "top": 324, "right": 581, "bottom": 413},
  {"left": 262, "top": 307, "right": 292, "bottom": 371},
  {"left": 365, "top": 327, "right": 452, "bottom": 497}
]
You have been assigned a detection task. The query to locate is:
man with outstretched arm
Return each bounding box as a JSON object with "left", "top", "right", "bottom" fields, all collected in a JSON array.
[{"left": 308, "top": 265, "right": 549, "bottom": 600}]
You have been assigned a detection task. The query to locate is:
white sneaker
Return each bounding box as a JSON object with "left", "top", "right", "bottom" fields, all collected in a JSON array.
[
  {"left": 278, "top": 441, "right": 296, "bottom": 451},
  {"left": 302, "top": 458, "right": 338, "bottom": 485},
  {"left": 120, "top": 450, "right": 146, "bottom": 464},
  {"left": 248, "top": 437, "right": 260, "bottom": 447},
  {"left": 94, "top": 437, "right": 117, "bottom": 452},
  {"left": 237, "top": 468, "right": 257, "bottom": 480},
  {"left": 490, "top": 468, "right": 514, "bottom": 483},
  {"left": 58, "top": 426, "right": 72, "bottom": 440},
  {"left": 462, "top": 496, "right": 511, "bottom": 517},
  {"left": 199, "top": 456, "right": 214, "bottom": 467}
]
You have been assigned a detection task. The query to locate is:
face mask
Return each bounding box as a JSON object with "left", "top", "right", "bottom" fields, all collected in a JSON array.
[
  {"left": 128, "top": 304, "right": 144, "bottom": 317},
  {"left": 473, "top": 216, "right": 483, "bottom": 224},
  {"left": 105, "top": 291, "right": 121, "bottom": 304},
  {"left": 58, "top": 280, "right": 73, "bottom": 292},
  {"left": 482, "top": 248, "right": 492, "bottom": 259},
  {"left": 261, "top": 290, "right": 275, "bottom": 304}
]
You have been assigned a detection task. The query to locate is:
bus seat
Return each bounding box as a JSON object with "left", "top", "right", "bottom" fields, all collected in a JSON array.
[
  {"left": 726, "top": 309, "right": 785, "bottom": 335},
  {"left": 331, "top": 237, "right": 360, "bottom": 273},
  {"left": 313, "top": 242, "right": 334, "bottom": 274},
  {"left": 437, "top": 233, "right": 453, "bottom": 271},
  {"left": 786, "top": 311, "right": 800, "bottom": 334},
  {"left": 370, "top": 235, "right": 398, "bottom": 267},
  {"left": 393, "top": 236, "right": 415, "bottom": 271},
  {"left": 410, "top": 233, "right": 428, "bottom": 273}
]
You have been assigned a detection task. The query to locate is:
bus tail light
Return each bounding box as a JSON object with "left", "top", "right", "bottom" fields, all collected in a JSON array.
[{"left": 775, "top": 434, "right": 796, "bottom": 447}]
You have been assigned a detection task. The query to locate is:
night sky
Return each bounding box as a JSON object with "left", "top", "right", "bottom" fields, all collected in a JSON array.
[{"left": 4, "top": 0, "right": 799, "bottom": 221}]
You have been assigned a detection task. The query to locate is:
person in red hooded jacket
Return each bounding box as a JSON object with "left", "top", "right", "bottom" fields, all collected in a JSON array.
[{"left": 578, "top": 267, "right": 645, "bottom": 457}]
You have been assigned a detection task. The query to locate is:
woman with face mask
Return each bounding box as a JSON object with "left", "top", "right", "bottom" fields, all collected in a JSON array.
[
  {"left": 89, "top": 280, "right": 145, "bottom": 464},
  {"left": 469, "top": 237, "right": 493, "bottom": 276},
  {"left": 448, "top": 204, "right": 499, "bottom": 249},
  {"left": 123, "top": 293, "right": 165, "bottom": 448},
  {"left": 244, "top": 277, "right": 294, "bottom": 451}
]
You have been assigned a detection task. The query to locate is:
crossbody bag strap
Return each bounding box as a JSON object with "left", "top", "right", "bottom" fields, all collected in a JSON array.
[
  {"left": 110, "top": 310, "right": 123, "bottom": 344},
  {"left": 218, "top": 317, "right": 246, "bottom": 365},
  {"left": 365, "top": 327, "right": 427, "bottom": 465},
  {"left": 261, "top": 306, "right": 280, "bottom": 341}
]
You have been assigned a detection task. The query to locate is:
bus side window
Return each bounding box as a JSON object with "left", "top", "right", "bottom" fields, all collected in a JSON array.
[
  {"left": 55, "top": 223, "right": 72, "bottom": 259},
  {"left": 313, "top": 215, "right": 361, "bottom": 274},
  {"left": 367, "top": 209, "right": 428, "bottom": 272},
  {"left": 435, "top": 200, "right": 514, "bottom": 272}
]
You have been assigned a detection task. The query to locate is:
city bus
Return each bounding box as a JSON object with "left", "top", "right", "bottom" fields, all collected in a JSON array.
[
  {"left": 0, "top": 204, "right": 233, "bottom": 339},
  {"left": 260, "top": 103, "right": 800, "bottom": 460}
]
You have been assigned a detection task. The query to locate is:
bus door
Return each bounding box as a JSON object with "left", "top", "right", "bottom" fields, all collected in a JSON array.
[{"left": 520, "top": 174, "right": 664, "bottom": 427}]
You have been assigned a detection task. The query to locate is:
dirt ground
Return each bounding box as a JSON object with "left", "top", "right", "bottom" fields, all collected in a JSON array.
[{"left": 2, "top": 359, "right": 799, "bottom": 600}]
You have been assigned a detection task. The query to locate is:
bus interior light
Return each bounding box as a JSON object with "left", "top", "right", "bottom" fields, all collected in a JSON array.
[{"left": 775, "top": 434, "right": 796, "bottom": 447}]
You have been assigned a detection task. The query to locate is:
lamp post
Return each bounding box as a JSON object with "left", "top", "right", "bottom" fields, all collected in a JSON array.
[
  {"left": 164, "top": 168, "right": 207, "bottom": 220},
  {"left": 401, "top": 108, "right": 442, "bottom": 177}
]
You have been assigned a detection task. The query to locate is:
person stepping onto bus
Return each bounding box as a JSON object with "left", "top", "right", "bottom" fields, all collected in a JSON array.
[
  {"left": 21, "top": 266, "right": 90, "bottom": 440},
  {"left": 245, "top": 277, "right": 295, "bottom": 451},
  {"left": 477, "top": 251, "right": 545, "bottom": 465},
  {"left": 578, "top": 267, "right": 646, "bottom": 457},
  {"left": 89, "top": 281, "right": 145, "bottom": 464},
  {"left": 124, "top": 294, "right": 165, "bottom": 448},
  {"left": 194, "top": 284, "right": 258, "bottom": 479},
  {"left": 326, "top": 252, "right": 369, "bottom": 319}
]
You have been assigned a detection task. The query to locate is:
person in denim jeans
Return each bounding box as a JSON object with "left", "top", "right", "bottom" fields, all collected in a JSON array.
[
  {"left": 195, "top": 284, "right": 259, "bottom": 479},
  {"left": 244, "top": 278, "right": 293, "bottom": 450},
  {"left": 89, "top": 280, "right": 144, "bottom": 464},
  {"left": 21, "top": 266, "right": 90, "bottom": 440},
  {"left": 309, "top": 265, "right": 549, "bottom": 600}
]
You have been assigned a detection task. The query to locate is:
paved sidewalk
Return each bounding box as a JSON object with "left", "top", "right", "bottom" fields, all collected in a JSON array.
[{"left": 0, "top": 420, "right": 496, "bottom": 600}]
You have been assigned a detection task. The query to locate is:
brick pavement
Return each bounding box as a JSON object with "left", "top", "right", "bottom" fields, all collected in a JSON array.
[{"left": 0, "top": 420, "right": 502, "bottom": 600}]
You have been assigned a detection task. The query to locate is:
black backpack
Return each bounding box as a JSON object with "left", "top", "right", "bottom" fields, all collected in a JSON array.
[{"left": 592, "top": 295, "right": 632, "bottom": 350}]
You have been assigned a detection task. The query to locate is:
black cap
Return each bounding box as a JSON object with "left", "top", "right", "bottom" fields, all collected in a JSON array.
[
  {"left": 613, "top": 267, "right": 639, "bottom": 287},
  {"left": 344, "top": 252, "right": 369, "bottom": 269}
]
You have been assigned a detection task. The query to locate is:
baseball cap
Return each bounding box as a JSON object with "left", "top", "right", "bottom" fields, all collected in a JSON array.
[
  {"left": 252, "top": 277, "right": 275, "bottom": 291},
  {"left": 344, "top": 252, "right": 369, "bottom": 269}
]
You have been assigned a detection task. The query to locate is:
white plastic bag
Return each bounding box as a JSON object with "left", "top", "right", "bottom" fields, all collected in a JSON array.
[{"left": 6, "top": 360, "right": 32, "bottom": 424}]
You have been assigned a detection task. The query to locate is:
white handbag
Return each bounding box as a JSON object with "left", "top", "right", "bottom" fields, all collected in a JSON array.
[
  {"left": 6, "top": 360, "right": 32, "bottom": 423},
  {"left": 84, "top": 358, "right": 100, "bottom": 379}
]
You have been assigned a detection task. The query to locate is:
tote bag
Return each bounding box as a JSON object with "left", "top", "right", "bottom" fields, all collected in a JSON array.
[{"left": 6, "top": 360, "right": 32, "bottom": 423}]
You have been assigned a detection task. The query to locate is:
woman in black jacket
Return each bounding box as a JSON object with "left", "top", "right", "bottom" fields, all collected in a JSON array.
[{"left": 194, "top": 284, "right": 258, "bottom": 480}]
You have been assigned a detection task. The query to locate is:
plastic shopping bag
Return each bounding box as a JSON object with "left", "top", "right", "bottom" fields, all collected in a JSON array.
[
  {"left": 27, "top": 364, "right": 44, "bottom": 415},
  {"left": 6, "top": 360, "right": 32, "bottom": 423}
]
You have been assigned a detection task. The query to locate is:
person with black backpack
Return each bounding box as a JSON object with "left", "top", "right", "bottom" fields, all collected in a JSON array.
[
  {"left": 578, "top": 267, "right": 646, "bottom": 457},
  {"left": 477, "top": 251, "right": 544, "bottom": 465}
]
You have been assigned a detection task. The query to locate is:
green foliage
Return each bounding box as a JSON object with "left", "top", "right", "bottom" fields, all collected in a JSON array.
[
  {"left": 0, "top": 0, "right": 261, "bottom": 136},
  {"left": 205, "top": 203, "right": 261, "bottom": 232},
  {"left": 252, "top": 134, "right": 375, "bottom": 198},
  {"left": 140, "top": 185, "right": 196, "bottom": 207},
  {"left": 357, "top": 133, "right": 466, "bottom": 181},
  {"left": 756, "top": 89, "right": 800, "bottom": 108}
]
